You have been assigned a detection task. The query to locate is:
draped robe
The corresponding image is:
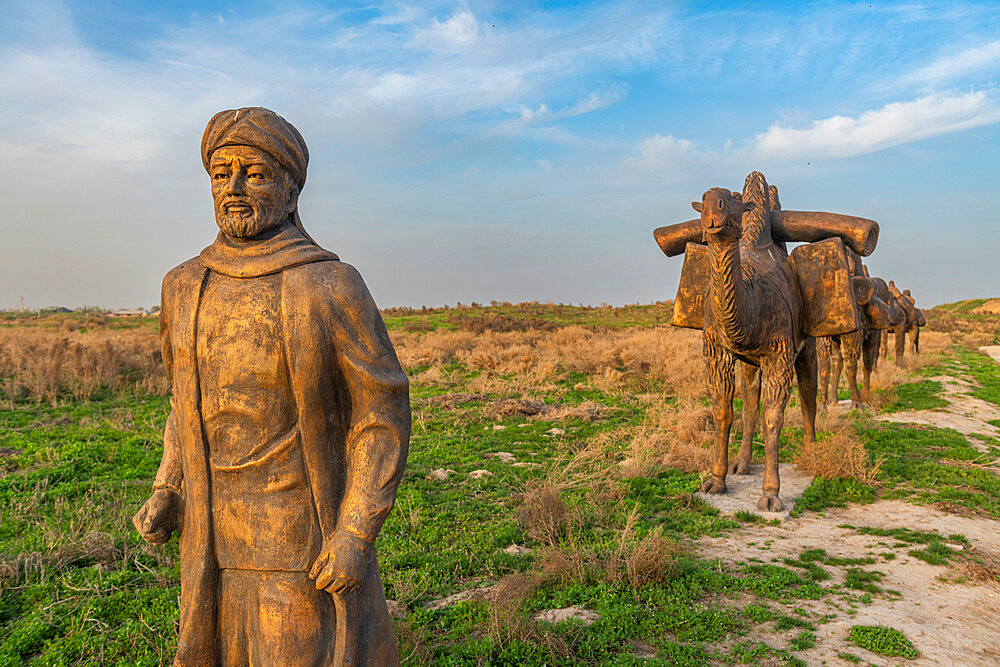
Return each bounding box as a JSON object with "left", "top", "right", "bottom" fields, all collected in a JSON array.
[{"left": 153, "top": 225, "right": 410, "bottom": 665}]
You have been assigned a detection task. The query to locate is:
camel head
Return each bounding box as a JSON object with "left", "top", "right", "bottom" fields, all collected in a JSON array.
[{"left": 692, "top": 187, "right": 754, "bottom": 240}]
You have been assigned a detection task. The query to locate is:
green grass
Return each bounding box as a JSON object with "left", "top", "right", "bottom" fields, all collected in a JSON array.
[
  {"left": 881, "top": 380, "right": 947, "bottom": 413},
  {"left": 959, "top": 349, "right": 1000, "bottom": 408},
  {"left": 847, "top": 624, "right": 918, "bottom": 658},
  {"left": 6, "top": 306, "right": 1000, "bottom": 663}
]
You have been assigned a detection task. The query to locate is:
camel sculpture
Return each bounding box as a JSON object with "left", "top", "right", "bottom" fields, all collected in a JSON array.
[
  {"left": 884, "top": 282, "right": 925, "bottom": 363},
  {"left": 818, "top": 255, "right": 893, "bottom": 410},
  {"left": 654, "top": 171, "right": 879, "bottom": 511},
  {"left": 903, "top": 289, "right": 925, "bottom": 354},
  {"left": 880, "top": 285, "right": 908, "bottom": 362}
]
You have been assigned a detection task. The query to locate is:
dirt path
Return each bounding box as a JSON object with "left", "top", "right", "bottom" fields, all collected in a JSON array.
[
  {"left": 877, "top": 373, "right": 1000, "bottom": 448},
  {"left": 698, "top": 500, "right": 1000, "bottom": 665},
  {"left": 979, "top": 346, "right": 1000, "bottom": 364}
]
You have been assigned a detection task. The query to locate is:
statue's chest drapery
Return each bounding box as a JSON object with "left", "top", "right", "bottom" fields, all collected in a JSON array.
[
  {"left": 196, "top": 271, "right": 297, "bottom": 465},
  {"left": 194, "top": 270, "right": 320, "bottom": 571}
]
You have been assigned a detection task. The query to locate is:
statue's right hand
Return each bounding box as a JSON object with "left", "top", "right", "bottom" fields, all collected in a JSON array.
[{"left": 133, "top": 488, "right": 180, "bottom": 545}]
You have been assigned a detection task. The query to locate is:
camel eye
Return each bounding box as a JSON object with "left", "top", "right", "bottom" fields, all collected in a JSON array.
[{"left": 717, "top": 198, "right": 724, "bottom": 210}]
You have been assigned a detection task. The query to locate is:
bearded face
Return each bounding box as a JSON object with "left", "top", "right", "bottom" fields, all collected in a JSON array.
[{"left": 209, "top": 145, "right": 297, "bottom": 239}]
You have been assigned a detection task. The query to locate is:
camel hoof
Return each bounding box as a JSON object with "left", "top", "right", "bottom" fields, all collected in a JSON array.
[
  {"left": 756, "top": 494, "right": 784, "bottom": 512},
  {"left": 700, "top": 477, "right": 727, "bottom": 495},
  {"left": 729, "top": 459, "right": 751, "bottom": 475}
]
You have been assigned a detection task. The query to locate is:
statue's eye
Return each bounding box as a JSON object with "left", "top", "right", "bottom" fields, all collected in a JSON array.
[{"left": 213, "top": 172, "right": 229, "bottom": 181}]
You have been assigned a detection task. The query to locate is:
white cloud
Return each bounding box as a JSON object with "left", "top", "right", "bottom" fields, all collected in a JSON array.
[
  {"left": 752, "top": 91, "right": 1000, "bottom": 160},
  {"left": 903, "top": 40, "right": 1000, "bottom": 87},
  {"left": 411, "top": 10, "right": 480, "bottom": 52},
  {"left": 629, "top": 134, "right": 706, "bottom": 171}
]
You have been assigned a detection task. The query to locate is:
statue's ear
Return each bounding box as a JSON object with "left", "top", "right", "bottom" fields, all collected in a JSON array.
[
  {"left": 691, "top": 201, "right": 702, "bottom": 212},
  {"left": 743, "top": 201, "right": 756, "bottom": 212}
]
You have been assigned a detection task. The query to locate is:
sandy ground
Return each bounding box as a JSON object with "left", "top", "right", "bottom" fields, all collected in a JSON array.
[
  {"left": 697, "top": 463, "right": 815, "bottom": 521},
  {"left": 980, "top": 345, "right": 1000, "bottom": 364},
  {"left": 698, "top": 500, "right": 1000, "bottom": 665},
  {"left": 695, "top": 356, "right": 1000, "bottom": 664},
  {"left": 878, "top": 373, "right": 1000, "bottom": 448}
]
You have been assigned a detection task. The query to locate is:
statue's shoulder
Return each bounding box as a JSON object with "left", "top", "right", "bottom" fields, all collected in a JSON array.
[
  {"left": 284, "top": 260, "right": 370, "bottom": 301},
  {"left": 163, "top": 256, "right": 204, "bottom": 292}
]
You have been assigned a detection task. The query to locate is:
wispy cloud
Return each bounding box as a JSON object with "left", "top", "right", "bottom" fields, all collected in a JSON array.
[
  {"left": 902, "top": 40, "right": 1000, "bottom": 88},
  {"left": 752, "top": 91, "right": 1000, "bottom": 160}
]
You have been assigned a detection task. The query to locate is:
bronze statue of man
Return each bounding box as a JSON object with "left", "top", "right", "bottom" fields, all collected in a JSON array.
[{"left": 133, "top": 107, "right": 410, "bottom": 666}]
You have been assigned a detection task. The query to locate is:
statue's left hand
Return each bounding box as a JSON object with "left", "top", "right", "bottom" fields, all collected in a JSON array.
[{"left": 309, "top": 531, "right": 371, "bottom": 595}]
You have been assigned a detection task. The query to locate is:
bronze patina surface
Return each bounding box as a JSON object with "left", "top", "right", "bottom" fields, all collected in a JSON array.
[
  {"left": 132, "top": 107, "right": 410, "bottom": 666},
  {"left": 654, "top": 172, "right": 878, "bottom": 511},
  {"left": 817, "top": 253, "right": 891, "bottom": 409},
  {"left": 883, "top": 281, "right": 923, "bottom": 363}
]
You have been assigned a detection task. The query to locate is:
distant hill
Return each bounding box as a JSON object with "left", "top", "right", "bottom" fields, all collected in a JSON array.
[{"left": 934, "top": 298, "right": 1000, "bottom": 314}]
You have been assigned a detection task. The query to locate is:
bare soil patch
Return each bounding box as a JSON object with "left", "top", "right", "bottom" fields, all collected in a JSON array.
[
  {"left": 698, "top": 500, "right": 1000, "bottom": 665},
  {"left": 878, "top": 374, "right": 1000, "bottom": 448}
]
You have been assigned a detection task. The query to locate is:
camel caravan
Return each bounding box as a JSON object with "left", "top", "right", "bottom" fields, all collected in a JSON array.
[{"left": 653, "top": 171, "right": 923, "bottom": 512}]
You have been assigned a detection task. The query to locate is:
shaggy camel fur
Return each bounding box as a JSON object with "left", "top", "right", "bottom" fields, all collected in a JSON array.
[{"left": 695, "top": 172, "right": 817, "bottom": 512}]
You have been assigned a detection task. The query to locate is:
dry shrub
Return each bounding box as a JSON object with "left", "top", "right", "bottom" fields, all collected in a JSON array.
[
  {"left": 488, "top": 398, "right": 549, "bottom": 419},
  {"left": 516, "top": 481, "right": 570, "bottom": 547},
  {"left": 795, "top": 425, "right": 882, "bottom": 484},
  {"left": 401, "top": 317, "right": 434, "bottom": 332},
  {"left": 956, "top": 549, "right": 1000, "bottom": 585},
  {"left": 531, "top": 401, "right": 608, "bottom": 422},
  {"left": 606, "top": 398, "right": 713, "bottom": 477},
  {"left": 485, "top": 572, "right": 570, "bottom": 657},
  {"left": 918, "top": 330, "right": 952, "bottom": 354},
  {"left": 388, "top": 323, "right": 706, "bottom": 398},
  {"left": 519, "top": 506, "right": 682, "bottom": 590},
  {"left": 449, "top": 313, "right": 558, "bottom": 333},
  {"left": 424, "top": 392, "right": 487, "bottom": 408},
  {"left": 411, "top": 365, "right": 447, "bottom": 387},
  {"left": 0, "top": 326, "right": 167, "bottom": 405}
]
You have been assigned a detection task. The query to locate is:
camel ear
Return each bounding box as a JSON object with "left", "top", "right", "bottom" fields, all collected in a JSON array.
[
  {"left": 743, "top": 201, "right": 756, "bottom": 212},
  {"left": 691, "top": 201, "right": 702, "bottom": 212}
]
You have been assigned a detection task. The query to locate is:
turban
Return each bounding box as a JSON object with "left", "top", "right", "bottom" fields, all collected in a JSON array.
[{"left": 201, "top": 107, "right": 309, "bottom": 190}]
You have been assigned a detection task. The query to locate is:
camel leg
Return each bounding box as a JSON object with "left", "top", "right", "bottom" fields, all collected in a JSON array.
[
  {"left": 816, "top": 338, "right": 831, "bottom": 411},
  {"left": 894, "top": 323, "right": 906, "bottom": 366},
  {"left": 830, "top": 338, "right": 844, "bottom": 404},
  {"left": 911, "top": 326, "right": 920, "bottom": 355},
  {"left": 795, "top": 338, "right": 818, "bottom": 458},
  {"left": 843, "top": 333, "right": 863, "bottom": 409},
  {"left": 732, "top": 362, "right": 759, "bottom": 475},
  {"left": 758, "top": 348, "right": 793, "bottom": 512},
  {"left": 862, "top": 330, "right": 879, "bottom": 403},
  {"left": 702, "top": 342, "right": 735, "bottom": 494}
]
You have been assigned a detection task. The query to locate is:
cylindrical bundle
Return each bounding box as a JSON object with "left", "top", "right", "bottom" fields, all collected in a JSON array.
[
  {"left": 871, "top": 277, "right": 891, "bottom": 303},
  {"left": 653, "top": 211, "right": 880, "bottom": 258},
  {"left": 865, "top": 296, "right": 893, "bottom": 330},
  {"left": 653, "top": 220, "right": 703, "bottom": 257},
  {"left": 771, "top": 211, "right": 879, "bottom": 257}
]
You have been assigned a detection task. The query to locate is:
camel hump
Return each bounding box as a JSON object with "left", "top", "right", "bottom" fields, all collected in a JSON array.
[{"left": 788, "top": 237, "right": 863, "bottom": 338}]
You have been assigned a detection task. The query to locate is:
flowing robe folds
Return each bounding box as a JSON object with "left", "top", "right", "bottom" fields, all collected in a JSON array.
[{"left": 153, "top": 227, "right": 410, "bottom": 665}]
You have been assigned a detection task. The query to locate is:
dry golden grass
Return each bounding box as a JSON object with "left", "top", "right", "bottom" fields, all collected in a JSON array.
[
  {"left": 795, "top": 422, "right": 883, "bottom": 484},
  {"left": 391, "top": 325, "right": 706, "bottom": 399},
  {"left": 599, "top": 397, "right": 714, "bottom": 478},
  {"left": 0, "top": 327, "right": 167, "bottom": 405}
]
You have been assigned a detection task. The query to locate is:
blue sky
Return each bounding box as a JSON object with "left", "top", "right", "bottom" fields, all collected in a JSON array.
[{"left": 1, "top": 0, "right": 998, "bottom": 309}]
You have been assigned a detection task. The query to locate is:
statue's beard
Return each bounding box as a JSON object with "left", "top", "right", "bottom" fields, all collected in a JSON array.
[{"left": 215, "top": 202, "right": 286, "bottom": 240}]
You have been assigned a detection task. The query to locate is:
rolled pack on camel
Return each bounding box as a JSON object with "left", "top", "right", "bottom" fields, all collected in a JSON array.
[
  {"left": 654, "top": 211, "right": 879, "bottom": 258},
  {"left": 653, "top": 220, "right": 703, "bottom": 257},
  {"left": 770, "top": 210, "right": 879, "bottom": 257}
]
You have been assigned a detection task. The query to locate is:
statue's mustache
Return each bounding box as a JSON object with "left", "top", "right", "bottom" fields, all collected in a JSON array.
[{"left": 221, "top": 196, "right": 255, "bottom": 213}]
